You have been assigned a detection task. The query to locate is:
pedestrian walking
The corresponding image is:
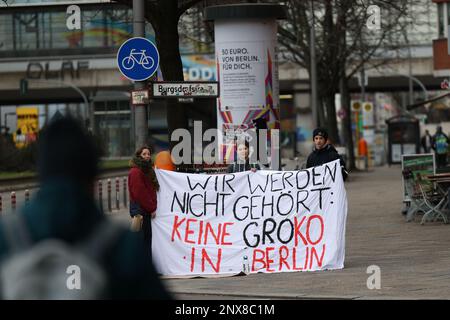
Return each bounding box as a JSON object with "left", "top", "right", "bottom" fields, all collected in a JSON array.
[
  {"left": 306, "top": 127, "right": 348, "bottom": 181},
  {"left": 128, "top": 146, "right": 159, "bottom": 263},
  {"left": 421, "top": 129, "right": 433, "bottom": 153},
  {"left": 432, "top": 126, "right": 449, "bottom": 168},
  {"left": 358, "top": 136, "right": 369, "bottom": 171},
  {"left": 0, "top": 117, "right": 170, "bottom": 299},
  {"left": 227, "top": 140, "right": 260, "bottom": 173}
]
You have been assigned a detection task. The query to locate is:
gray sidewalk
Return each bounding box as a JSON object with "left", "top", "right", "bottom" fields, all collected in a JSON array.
[{"left": 161, "top": 165, "right": 450, "bottom": 300}]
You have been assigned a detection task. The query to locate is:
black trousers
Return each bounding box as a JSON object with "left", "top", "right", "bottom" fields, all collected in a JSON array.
[
  {"left": 142, "top": 213, "right": 152, "bottom": 262},
  {"left": 437, "top": 154, "right": 447, "bottom": 168}
]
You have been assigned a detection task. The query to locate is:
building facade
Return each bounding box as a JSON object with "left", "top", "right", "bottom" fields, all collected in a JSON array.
[{"left": 0, "top": 0, "right": 217, "bottom": 157}]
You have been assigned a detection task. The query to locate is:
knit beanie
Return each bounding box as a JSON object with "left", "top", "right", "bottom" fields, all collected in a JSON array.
[{"left": 312, "top": 128, "right": 328, "bottom": 140}]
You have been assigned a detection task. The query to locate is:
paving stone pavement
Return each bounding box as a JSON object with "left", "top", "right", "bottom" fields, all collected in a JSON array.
[{"left": 158, "top": 165, "right": 450, "bottom": 300}]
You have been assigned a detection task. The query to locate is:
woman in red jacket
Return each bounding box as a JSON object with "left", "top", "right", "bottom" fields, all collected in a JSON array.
[{"left": 128, "top": 146, "right": 160, "bottom": 260}]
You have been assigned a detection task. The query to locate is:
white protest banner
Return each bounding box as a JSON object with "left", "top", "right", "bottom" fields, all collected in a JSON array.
[{"left": 152, "top": 159, "right": 347, "bottom": 277}]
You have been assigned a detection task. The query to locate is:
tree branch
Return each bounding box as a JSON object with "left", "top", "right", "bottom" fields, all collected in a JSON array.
[{"left": 178, "top": 0, "right": 203, "bottom": 17}]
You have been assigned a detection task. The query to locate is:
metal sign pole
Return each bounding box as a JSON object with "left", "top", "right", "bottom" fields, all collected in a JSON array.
[{"left": 133, "top": 0, "right": 147, "bottom": 150}]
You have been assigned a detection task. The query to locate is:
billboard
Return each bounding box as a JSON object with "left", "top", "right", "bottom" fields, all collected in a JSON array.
[
  {"left": 13, "top": 107, "right": 39, "bottom": 149},
  {"left": 182, "top": 55, "right": 216, "bottom": 81}
]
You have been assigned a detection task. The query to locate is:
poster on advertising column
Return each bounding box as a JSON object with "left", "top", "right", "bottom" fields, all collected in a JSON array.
[
  {"left": 152, "top": 159, "right": 348, "bottom": 278},
  {"left": 214, "top": 20, "right": 280, "bottom": 164},
  {"left": 217, "top": 42, "right": 266, "bottom": 110}
]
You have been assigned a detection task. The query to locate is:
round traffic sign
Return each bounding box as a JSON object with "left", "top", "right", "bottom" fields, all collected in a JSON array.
[
  {"left": 352, "top": 102, "right": 361, "bottom": 111},
  {"left": 117, "top": 37, "right": 159, "bottom": 81},
  {"left": 364, "top": 103, "right": 372, "bottom": 112}
]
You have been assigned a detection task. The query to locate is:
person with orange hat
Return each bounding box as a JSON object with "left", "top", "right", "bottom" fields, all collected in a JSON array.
[{"left": 358, "top": 136, "right": 369, "bottom": 171}]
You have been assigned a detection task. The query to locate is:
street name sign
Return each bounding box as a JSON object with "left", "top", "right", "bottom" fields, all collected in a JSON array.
[{"left": 151, "top": 82, "right": 219, "bottom": 98}]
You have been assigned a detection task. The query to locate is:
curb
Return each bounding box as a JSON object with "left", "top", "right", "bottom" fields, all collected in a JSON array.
[
  {"left": 168, "top": 290, "right": 360, "bottom": 300},
  {"left": 169, "top": 290, "right": 439, "bottom": 300}
]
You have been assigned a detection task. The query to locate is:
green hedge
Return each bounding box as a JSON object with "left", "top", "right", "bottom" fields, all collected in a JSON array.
[{"left": 0, "top": 135, "right": 37, "bottom": 172}]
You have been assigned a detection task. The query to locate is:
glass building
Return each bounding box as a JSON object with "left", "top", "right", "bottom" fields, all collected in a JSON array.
[{"left": 0, "top": 1, "right": 216, "bottom": 157}]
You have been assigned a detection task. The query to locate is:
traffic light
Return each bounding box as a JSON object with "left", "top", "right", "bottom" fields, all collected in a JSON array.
[{"left": 20, "top": 79, "right": 28, "bottom": 95}]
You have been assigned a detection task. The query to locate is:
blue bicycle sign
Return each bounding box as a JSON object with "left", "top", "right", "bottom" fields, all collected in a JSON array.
[
  {"left": 117, "top": 37, "right": 159, "bottom": 81},
  {"left": 122, "top": 49, "right": 154, "bottom": 70}
]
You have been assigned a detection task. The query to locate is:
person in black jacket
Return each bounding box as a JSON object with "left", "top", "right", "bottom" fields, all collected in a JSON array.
[{"left": 306, "top": 128, "right": 348, "bottom": 181}]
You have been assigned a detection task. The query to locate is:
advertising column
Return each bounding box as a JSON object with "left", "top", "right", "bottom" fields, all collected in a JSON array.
[{"left": 205, "top": 4, "right": 286, "bottom": 168}]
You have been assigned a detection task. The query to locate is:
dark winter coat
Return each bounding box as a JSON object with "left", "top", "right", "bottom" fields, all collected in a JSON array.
[
  {"left": 128, "top": 161, "right": 159, "bottom": 263},
  {"left": 128, "top": 166, "right": 157, "bottom": 216},
  {"left": 0, "top": 178, "right": 170, "bottom": 299},
  {"left": 306, "top": 144, "right": 348, "bottom": 181}
]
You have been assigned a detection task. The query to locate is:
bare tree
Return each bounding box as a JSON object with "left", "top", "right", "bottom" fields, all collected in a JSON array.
[
  {"left": 113, "top": 0, "right": 203, "bottom": 152},
  {"left": 276, "top": 0, "right": 432, "bottom": 168},
  {"left": 179, "top": 5, "right": 215, "bottom": 54}
]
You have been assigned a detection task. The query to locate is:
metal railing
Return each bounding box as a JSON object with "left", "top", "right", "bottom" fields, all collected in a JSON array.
[{"left": 0, "top": 176, "right": 128, "bottom": 216}]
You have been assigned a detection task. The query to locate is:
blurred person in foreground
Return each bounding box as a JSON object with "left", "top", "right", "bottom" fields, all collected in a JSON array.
[
  {"left": 0, "top": 117, "right": 170, "bottom": 300},
  {"left": 306, "top": 128, "right": 348, "bottom": 181}
]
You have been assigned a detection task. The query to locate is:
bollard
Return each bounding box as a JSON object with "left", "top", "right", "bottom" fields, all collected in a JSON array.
[
  {"left": 98, "top": 180, "right": 103, "bottom": 212},
  {"left": 107, "top": 179, "right": 112, "bottom": 212},
  {"left": 115, "top": 177, "right": 120, "bottom": 210},
  {"left": 0, "top": 194, "right": 2, "bottom": 215},
  {"left": 25, "top": 189, "right": 30, "bottom": 203},
  {"left": 123, "top": 177, "right": 127, "bottom": 208},
  {"left": 11, "top": 192, "right": 16, "bottom": 213}
]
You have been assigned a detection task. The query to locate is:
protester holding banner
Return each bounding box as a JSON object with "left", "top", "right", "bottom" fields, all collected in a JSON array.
[
  {"left": 128, "top": 146, "right": 160, "bottom": 260},
  {"left": 306, "top": 128, "right": 348, "bottom": 181},
  {"left": 227, "top": 140, "right": 260, "bottom": 173},
  {"left": 152, "top": 158, "right": 348, "bottom": 276}
]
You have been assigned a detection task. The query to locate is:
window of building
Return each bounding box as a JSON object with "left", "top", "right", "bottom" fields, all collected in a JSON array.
[
  {"left": 0, "top": 15, "right": 13, "bottom": 51},
  {"left": 0, "top": 5, "right": 133, "bottom": 55},
  {"left": 438, "top": 2, "right": 445, "bottom": 38},
  {"left": 446, "top": 2, "right": 450, "bottom": 38}
]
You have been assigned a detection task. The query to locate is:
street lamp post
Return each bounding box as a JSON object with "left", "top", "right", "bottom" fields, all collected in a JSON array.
[
  {"left": 360, "top": 66, "right": 366, "bottom": 102},
  {"left": 310, "top": 0, "right": 318, "bottom": 127},
  {"left": 398, "top": 74, "right": 428, "bottom": 102},
  {"left": 25, "top": 78, "right": 91, "bottom": 129}
]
